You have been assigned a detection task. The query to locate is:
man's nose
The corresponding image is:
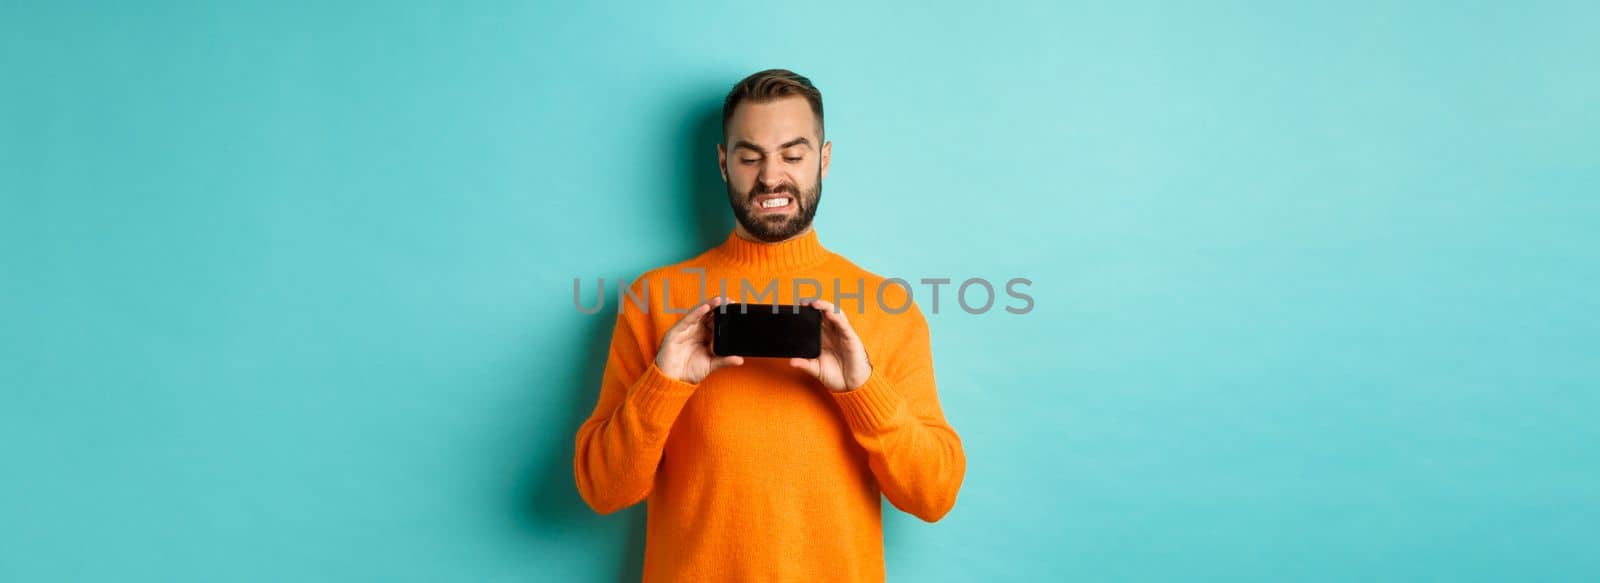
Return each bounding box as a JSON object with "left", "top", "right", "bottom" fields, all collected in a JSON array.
[{"left": 756, "top": 170, "right": 786, "bottom": 192}]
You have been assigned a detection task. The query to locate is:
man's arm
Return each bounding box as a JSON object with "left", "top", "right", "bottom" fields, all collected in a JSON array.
[
  {"left": 573, "top": 288, "right": 741, "bottom": 514},
  {"left": 832, "top": 304, "right": 966, "bottom": 522},
  {"left": 572, "top": 294, "right": 691, "bottom": 514},
  {"left": 792, "top": 300, "right": 967, "bottom": 522}
]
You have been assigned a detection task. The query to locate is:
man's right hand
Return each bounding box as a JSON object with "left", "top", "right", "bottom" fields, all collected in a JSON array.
[{"left": 654, "top": 296, "right": 744, "bottom": 384}]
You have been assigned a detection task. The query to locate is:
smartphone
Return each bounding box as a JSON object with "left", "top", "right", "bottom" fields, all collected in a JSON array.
[{"left": 712, "top": 303, "right": 823, "bottom": 359}]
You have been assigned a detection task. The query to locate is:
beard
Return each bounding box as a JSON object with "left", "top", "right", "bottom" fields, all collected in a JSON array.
[{"left": 725, "top": 167, "right": 822, "bottom": 243}]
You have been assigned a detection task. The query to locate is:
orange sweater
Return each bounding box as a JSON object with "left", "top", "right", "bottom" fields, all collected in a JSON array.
[{"left": 574, "top": 228, "right": 966, "bottom": 582}]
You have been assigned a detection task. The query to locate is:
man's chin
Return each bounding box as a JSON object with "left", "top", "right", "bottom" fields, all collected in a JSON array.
[{"left": 741, "top": 219, "right": 802, "bottom": 242}]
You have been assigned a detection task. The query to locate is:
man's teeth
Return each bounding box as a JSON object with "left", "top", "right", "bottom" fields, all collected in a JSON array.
[{"left": 760, "top": 198, "right": 791, "bottom": 208}]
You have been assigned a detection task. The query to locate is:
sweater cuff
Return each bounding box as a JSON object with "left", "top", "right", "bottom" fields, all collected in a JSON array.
[
  {"left": 628, "top": 362, "right": 699, "bottom": 423},
  {"left": 829, "top": 371, "right": 906, "bottom": 433}
]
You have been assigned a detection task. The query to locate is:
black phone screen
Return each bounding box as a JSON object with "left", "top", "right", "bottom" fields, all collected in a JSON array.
[{"left": 712, "top": 303, "right": 823, "bottom": 359}]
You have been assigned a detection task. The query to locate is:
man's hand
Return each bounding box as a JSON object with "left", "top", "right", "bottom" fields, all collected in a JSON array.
[
  {"left": 789, "top": 299, "right": 873, "bottom": 392},
  {"left": 654, "top": 296, "right": 744, "bottom": 384}
]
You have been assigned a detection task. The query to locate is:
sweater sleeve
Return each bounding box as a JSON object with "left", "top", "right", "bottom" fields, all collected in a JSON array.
[
  {"left": 829, "top": 304, "right": 967, "bottom": 522},
  {"left": 573, "top": 282, "right": 698, "bottom": 515}
]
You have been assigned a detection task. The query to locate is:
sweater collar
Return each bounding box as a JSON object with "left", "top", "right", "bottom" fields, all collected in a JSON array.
[{"left": 714, "top": 228, "right": 831, "bottom": 272}]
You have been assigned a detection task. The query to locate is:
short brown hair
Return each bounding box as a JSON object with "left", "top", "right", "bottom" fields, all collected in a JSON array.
[{"left": 722, "top": 69, "right": 824, "bottom": 142}]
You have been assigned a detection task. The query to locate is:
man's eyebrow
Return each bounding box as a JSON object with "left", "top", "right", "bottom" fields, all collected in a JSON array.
[
  {"left": 731, "top": 137, "right": 814, "bottom": 154},
  {"left": 779, "top": 137, "right": 813, "bottom": 150}
]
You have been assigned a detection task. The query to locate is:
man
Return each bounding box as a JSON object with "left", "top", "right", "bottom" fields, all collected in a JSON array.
[{"left": 573, "top": 69, "right": 966, "bottom": 582}]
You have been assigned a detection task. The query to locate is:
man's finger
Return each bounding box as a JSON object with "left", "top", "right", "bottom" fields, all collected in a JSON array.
[
  {"left": 695, "top": 296, "right": 726, "bottom": 333},
  {"left": 669, "top": 301, "right": 708, "bottom": 333},
  {"left": 670, "top": 296, "right": 724, "bottom": 349},
  {"left": 788, "top": 357, "right": 820, "bottom": 377},
  {"left": 810, "top": 299, "right": 849, "bottom": 327},
  {"left": 710, "top": 355, "right": 745, "bottom": 372},
  {"left": 669, "top": 296, "right": 721, "bottom": 335},
  {"left": 812, "top": 299, "right": 861, "bottom": 344},
  {"left": 706, "top": 296, "right": 728, "bottom": 320}
]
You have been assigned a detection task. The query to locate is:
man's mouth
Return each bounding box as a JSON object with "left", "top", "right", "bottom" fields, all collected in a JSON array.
[{"left": 753, "top": 193, "right": 794, "bottom": 212}]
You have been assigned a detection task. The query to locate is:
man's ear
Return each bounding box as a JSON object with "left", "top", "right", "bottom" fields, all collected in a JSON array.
[
  {"left": 820, "top": 140, "right": 831, "bottom": 181},
  {"left": 717, "top": 143, "right": 728, "bottom": 183}
]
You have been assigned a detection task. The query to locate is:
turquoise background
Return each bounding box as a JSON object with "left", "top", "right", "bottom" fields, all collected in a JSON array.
[{"left": 3, "top": 1, "right": 1597, "bottom": 581}]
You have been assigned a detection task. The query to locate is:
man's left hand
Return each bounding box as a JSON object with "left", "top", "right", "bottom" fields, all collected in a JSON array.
[{"left": 789, "top": 299, "right": 872, "bottom": 392}]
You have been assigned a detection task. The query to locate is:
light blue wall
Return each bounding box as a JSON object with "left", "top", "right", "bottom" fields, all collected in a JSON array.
[{"left": 3, "top": 1, "right": 1597, "bottom": 581}]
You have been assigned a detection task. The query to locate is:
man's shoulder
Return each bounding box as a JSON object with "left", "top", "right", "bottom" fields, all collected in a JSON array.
[
  {"left": 819, "top": 251, "right": 927, "bottom": 323},
  {"left": 623, "top": 248, "right": 721, "bottom": 291}
]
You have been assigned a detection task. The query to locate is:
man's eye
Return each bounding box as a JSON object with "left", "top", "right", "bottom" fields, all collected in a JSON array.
[
  {"left": 740, "top": 159, "right": 759, "bottom": 164},
  {"left": 783, "top": 157, "right": 802, "bottom": 163}
]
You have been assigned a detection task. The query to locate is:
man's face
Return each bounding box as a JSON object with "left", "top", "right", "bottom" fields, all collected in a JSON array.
[{"left": 718, "top": 96, "right": 831, "bottom": 242}]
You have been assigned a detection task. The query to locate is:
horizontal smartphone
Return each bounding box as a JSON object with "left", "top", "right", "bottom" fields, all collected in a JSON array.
[{"left": 712, "top": 303, "right": 822, "bottom": 359}]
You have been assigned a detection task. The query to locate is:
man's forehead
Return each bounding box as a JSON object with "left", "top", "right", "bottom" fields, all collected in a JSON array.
[{"left": 727, "top": 98, "right": 821, "bottom": 146}]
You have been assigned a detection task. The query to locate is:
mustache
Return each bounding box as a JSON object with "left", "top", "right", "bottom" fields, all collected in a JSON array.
[{"left": 747, "top": 184, "right": 799, "bottom": 202}]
